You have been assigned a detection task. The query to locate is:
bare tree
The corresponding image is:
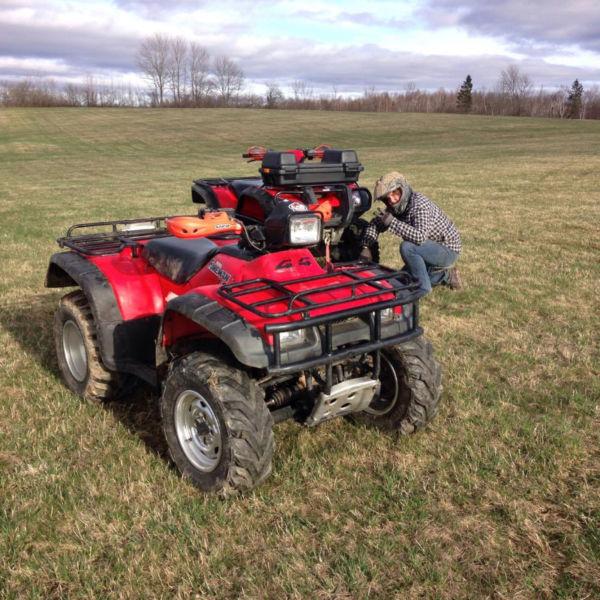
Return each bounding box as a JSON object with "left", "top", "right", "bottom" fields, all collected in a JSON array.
[
  {"left": 290, "top": 80, "right": 314, "bottom": 108},
  {"left": 292, "top": 79, "right": 313, "bottom": 101},
  {"left": 582, "top": 85, "right": 600, "bottom": 119},
  {"left": 168, "top": 37, "right": 187, "bottom": 104},
  {"left": 136, "top": 34, "right": 170, "bottom": 105},
  {"left": 498, "top": 65, "right": 533, "bottom": 115},
  {"left": 83, "top": 75, "right": 98, "bottom": 107},
  {"left": 100, "top": 80, "right": 118, "bottom": 107},
  {"left": 213, "top": 56, "right": 244, "bottom": 106},
  {"left": 64, "top": 83, "right": 82, "bottom": 106},
  {"left": 189, "top": 42, "right": 212, "bottom": 105},
  {"left": 264, "top": 81, "right": 284, "bottom": 108},
  {"left": 331, "top": 85, "right": 344, "bottom": 110},
  {"left": 548, "top": 87, "right": 569, "bottom": 118}
]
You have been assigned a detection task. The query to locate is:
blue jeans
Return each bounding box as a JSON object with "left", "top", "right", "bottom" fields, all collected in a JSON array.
[{"left": 400, "top": 241, "right": 459, "bottom": 295}]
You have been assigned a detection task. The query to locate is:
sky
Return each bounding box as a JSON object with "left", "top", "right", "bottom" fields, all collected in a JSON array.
[{"left": 1, "top": 0, "right": 599, "bottom": 94}]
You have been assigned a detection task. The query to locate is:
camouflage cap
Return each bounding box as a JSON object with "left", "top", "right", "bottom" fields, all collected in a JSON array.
[{"left": 373, "top": 171, "right": 409, "bottom": 200}]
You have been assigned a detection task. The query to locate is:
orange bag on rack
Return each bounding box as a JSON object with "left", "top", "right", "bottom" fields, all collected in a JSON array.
[{"left": 166, "top": 212, "right": 242, "bottom": 238}]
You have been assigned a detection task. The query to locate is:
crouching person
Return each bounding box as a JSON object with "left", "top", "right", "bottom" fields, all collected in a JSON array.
[{"left": 360, "top": 172, "right": 462, "bottom": 295}]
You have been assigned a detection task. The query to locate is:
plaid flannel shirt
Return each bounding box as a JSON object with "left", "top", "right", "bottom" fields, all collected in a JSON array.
[{"left": 363, "top": 191, "right": 462, "bottom": 253}]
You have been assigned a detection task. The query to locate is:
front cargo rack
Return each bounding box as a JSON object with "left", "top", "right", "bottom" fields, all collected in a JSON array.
[
  {"left": 218, "top": 263, "right": 421, "bottom": 320},
  {"left": 219, "top": 263, "right": 424, "bottom": 387}
]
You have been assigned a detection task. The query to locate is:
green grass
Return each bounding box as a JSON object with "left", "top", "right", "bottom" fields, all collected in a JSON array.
[{"left": 1, "top": 107, "right": 599, "bottom": 599}]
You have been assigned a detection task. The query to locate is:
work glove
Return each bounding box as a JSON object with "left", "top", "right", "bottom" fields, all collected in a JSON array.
[
  {"left": 373, "top": 208, "right": 394, "bottom": 230},
  {"left": 359, "top": 246, "right": 373, "bottom": 261}
]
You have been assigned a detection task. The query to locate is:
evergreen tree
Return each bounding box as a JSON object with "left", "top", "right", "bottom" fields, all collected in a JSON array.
[
  {"left": 567, "top": 79, "right": 584, "bottom": 119},
  {"left": 456, "top": 75, "right": 473, "bottom": 113}
]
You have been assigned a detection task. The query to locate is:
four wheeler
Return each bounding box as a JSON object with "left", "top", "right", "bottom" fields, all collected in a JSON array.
[
  {"left": 46, "top": 146, "right": 442, "bottom": 495},
  {"left": 191, "top": 145, "right": 380, "bottom": 262}
]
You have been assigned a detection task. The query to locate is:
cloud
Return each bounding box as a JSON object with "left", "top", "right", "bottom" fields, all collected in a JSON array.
[
  {"left": 421, "top": 0, "right": 600, "bottom": 53},
  {"left": 0, "top": 56, "right": 71, "bottom": 79},
  {"left": 292, "top": 9, "right": 410, "bottom": 29},
  {"left": 112, "top": 0, "right": 210, "bottom": 16},
  {"left": 0, "top": 1, "right": 244, "bottom": 74},
  {"left": 0, "top": 22, "right": 140, "bottom": 72},
  {"left": 240, "top": 40, "right": 600, "bottom": 91},
  {"left": 0, "top": 0, "right": 598, "bottom": 91}
]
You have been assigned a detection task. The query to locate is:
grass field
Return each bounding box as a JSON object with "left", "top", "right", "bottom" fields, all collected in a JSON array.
[{"left": 0, "top": 108, "right": 599, "bottom": 599}]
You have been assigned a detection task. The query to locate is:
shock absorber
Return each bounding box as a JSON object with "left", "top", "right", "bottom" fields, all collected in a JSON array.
[{"left": 266, "top": 381, "right": 305, "bottom": 409}]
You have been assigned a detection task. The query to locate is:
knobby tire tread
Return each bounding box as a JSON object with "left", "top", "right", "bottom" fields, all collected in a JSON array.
[
  {"left": 55, "top": 290, "right": 128, "bottom": 403},
  {"left": 353, "top": 336, "right": 442, "bottom": 434},
  {"left": 161, "top": 351, "right": 274, "bottom": 495}
]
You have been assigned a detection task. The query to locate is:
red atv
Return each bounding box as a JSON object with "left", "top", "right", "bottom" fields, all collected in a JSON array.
[
  {"left": 191, "top": 145, "right": 380, "bottom": 263},
  {"left": 46, "top": 147, "right": 442, "bottom": 494}
]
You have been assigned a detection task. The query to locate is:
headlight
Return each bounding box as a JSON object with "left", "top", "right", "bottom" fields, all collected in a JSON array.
[
  {"left": 264, "top": 201, "right": 323, "bottom": 249},
  {"left": 350, "top": 188, "right": 372, "bottom": 213},
  {"left": 381, "top": 308, "right": 396, "bottom": 322},
  {"left": 289, "top": 214, "right": 321, "bottom": 246},
  {"left": 279, "top": 327, "right": 319, "bottom": 350}
]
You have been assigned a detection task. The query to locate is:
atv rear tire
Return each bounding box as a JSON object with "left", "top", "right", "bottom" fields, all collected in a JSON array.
[
  {"left": 352, "top": 336, "right": 442, "bottom": 433},
  {"left": 161, "top": 352, "right": 274, "bottom": 494},
  {"left": 54, "top": 290, "right": 132, "bottom": 402}
]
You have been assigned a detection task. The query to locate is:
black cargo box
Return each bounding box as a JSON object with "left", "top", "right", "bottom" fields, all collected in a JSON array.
[{"left": 260, "top": 149, "right": 363, "bottom": 186}]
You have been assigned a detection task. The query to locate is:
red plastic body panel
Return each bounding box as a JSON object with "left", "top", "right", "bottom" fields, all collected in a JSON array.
[
  {"left": 236, "top": 185, "right": 351, "bottom": 225},
  {"left": 89, "top": 250, "right": 165, "bottom": 320},
  {"left": 240, "top": 197, "right": 265, "bottom": 221},
  {"left": 87, "top": 238, "right": 233, "bottom": 321},
  {"left": 212, "top": 186, "right": 238, "bottom": 209}
]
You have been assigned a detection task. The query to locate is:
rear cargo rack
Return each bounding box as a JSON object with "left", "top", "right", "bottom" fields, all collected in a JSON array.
[
  {"left": 57, "top": 214, "right": 236, "bottom": 256},
  {"left": 57, "top": 216, "right": 172, "bottom": 255},
  {"left": 219, "top": 263, "right": 421, "bottom": 320}
]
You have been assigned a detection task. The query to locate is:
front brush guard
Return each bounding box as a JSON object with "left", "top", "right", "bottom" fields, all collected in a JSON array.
[{"left": 219, "top": 263, "right": 424, "bottom": 392}]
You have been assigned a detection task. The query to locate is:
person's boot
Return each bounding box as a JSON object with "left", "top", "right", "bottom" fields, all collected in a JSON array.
[{"left": 446, "top": 267, "right": 463, "bottom": 290}]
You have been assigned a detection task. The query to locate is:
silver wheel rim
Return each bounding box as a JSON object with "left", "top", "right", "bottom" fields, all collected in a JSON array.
[
  {"left": 174, "top": 390, "right": 222, "bottom": 473},
  {"left": 365, "top": 353, "right": 400, "bottom": 415},
  {"left": 62, "top": 320, "right": 88, "bottom": 382}
]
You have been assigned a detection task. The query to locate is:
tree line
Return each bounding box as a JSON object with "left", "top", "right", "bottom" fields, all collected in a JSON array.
[
  {"left": 135, "top": 34, "right": 245, "bottom": 106},
  {"left": 1, "top": 34, "right": 599, "bottom": 119}
]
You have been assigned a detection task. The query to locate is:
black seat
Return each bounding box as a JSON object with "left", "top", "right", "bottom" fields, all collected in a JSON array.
[
  {"left": 142, "top": 237, "right": 218, "bottom": 284},
  {"left": 229, "top": 178, "right": 263, "bottom": 198}
]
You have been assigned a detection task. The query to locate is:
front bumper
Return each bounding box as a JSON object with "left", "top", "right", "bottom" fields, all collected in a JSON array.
[{"left": 268, "top": 300, "right": 420, "bottom": 376}]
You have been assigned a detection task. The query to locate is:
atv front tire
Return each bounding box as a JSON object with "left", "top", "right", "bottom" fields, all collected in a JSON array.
[
  {"left": 54, "top": 290, "right": 131, "bottom": 402},
  {"left": 161, "top": 352, "right": 274, "bottom": 494},
  {"left": 352, "top": 336, "right": 442, "bottom": 433},
  {"left": 336, "top": 217, "right": 380, "bottom": 263}
]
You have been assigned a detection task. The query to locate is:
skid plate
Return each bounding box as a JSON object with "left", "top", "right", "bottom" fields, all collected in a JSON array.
[{"left": 306, "top": 377, "right": 380, "bottom": 426}]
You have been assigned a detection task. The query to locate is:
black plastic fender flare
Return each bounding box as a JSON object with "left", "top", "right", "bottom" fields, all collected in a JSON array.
[
  {"left": 161, "top": 293, "right": 271, "bottom": 369},
  {"left": 45, "top": 252, "right": 159, "bottom": 385},
  {"left": 191, "top": 180, "right": 220, "bottom": 207},
  {"left": 46, "top": 251, "right": 123, "bottom": 353}
]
